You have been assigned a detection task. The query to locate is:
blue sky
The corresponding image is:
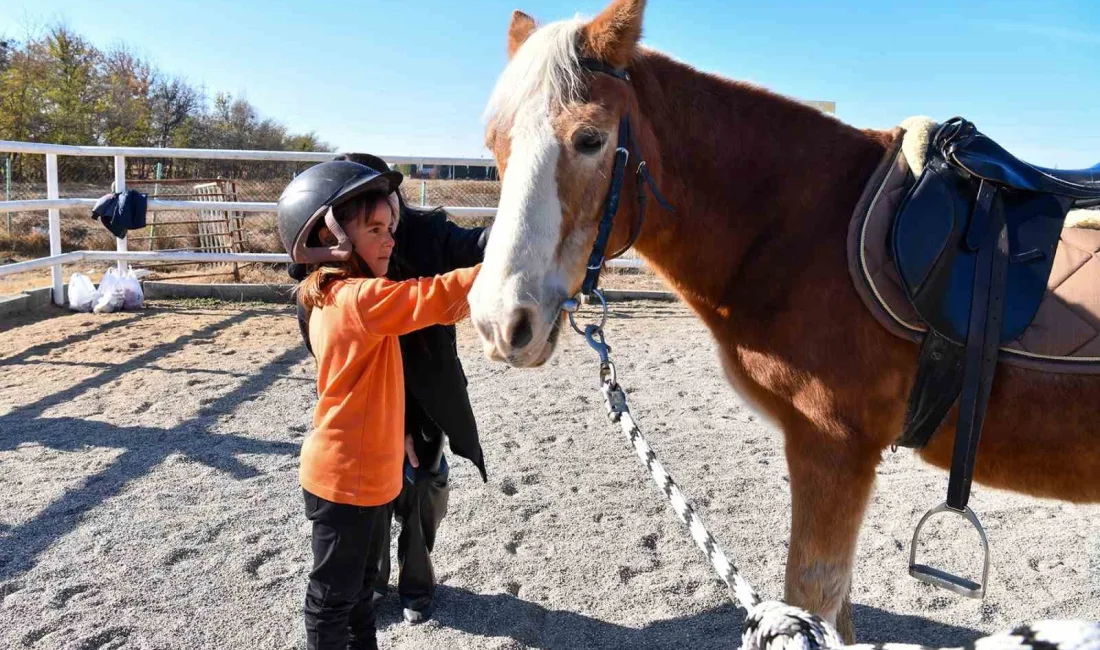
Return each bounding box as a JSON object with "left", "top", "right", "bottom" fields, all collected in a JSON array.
[{"left": 2, "top": 0, "right": 1098, "bottom": 167}]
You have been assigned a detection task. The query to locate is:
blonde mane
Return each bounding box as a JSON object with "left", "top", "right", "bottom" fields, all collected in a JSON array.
[{"left": 483, "top": 17, "right": 587, "bottom": 126}]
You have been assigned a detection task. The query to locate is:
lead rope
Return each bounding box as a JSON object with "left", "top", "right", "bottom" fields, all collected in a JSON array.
[{"left": 562, "top": 291, "right": 1100, "bottom": 650}]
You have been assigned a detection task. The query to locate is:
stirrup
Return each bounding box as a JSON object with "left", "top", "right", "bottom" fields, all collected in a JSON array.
[{"left": 908, "top": 501, "right": 990, "bottom": 599}]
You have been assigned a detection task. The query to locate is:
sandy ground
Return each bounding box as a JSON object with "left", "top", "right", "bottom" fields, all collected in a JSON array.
[{"left": 0, "top": 300, "right": 1097, "bottom": 650}]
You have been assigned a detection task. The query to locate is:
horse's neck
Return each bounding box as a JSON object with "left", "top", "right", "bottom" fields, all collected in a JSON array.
[{"left": 629, "top": 51, "right": 892, "bottom": 312}]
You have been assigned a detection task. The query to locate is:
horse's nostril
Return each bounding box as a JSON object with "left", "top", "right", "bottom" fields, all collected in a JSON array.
[{"left": 508, "top": 310, "right": 534, "bottom": 350}]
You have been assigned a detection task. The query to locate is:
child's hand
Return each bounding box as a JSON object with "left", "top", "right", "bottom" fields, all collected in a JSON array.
[{"left": 405, "top": 434, "right": 419, "bottom": 469}]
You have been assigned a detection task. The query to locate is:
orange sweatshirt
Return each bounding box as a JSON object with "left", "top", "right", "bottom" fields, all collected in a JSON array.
[{"left": 300, "top": 264, "right": 481, "bottom": 507}]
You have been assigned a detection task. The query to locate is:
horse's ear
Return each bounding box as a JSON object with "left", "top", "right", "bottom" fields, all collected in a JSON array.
[
  {"left": 508, "top": 10, "right": 537, "bottom": 59},
  {"left": 582, "top": 0, "right": 646, "bottom": 69}
]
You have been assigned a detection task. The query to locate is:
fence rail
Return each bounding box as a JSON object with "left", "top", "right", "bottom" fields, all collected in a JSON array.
[
  {"left": 0, "top": 140, "right": 495, "bottom": 166},
  {"left": 0, "top": 141, "right": 639, "bottom": 306}
]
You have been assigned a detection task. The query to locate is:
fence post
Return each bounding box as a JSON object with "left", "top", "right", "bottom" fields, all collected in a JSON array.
[
  {"left": 46, "top": 154, "right": 63, "bottom": 305},
  {"left": 4, "top": 155, "right": 11, "bottom": 235},
  {"left": 420, "top": 180, "right": 426, "bottom": 207},
  {"left": 114, "top": 155, "right": 128, "bottom": 275},
  {"left": 149, "top": 162, "right": 162, "bottom": 245}
]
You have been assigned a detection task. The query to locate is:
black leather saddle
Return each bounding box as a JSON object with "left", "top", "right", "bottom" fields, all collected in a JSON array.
[
  {"left": 888, "top": 117, "right": 1100, "bottom": 598},
  {"left": 938, "top": 117, "right": 1100, "bottom": 195}
]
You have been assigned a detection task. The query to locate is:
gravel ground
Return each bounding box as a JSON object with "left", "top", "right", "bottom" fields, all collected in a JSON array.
[{"left": 0, "top": 300, "right": 1097, "bottom": 649}]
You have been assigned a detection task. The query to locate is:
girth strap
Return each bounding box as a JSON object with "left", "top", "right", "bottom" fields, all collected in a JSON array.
[
  {"left": 895, "top": 332, "right": 964, "bottom": 449},
  {"left": 946, "top": 179, "right": 1010, "bottom": 511}
]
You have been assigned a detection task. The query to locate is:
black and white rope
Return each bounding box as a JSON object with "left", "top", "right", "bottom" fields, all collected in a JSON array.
[
  {"left": 594, "top": 366, "right": 1100, "bottom": 650},
  {"left": 611, "top": 401, "right": 762, "bottom": 609},
  {"left": 840, "top": 620, "right": 1100, "bottom": 650}
]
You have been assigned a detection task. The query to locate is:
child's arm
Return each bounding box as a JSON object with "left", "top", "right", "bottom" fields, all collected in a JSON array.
[{"left": 355, "top": 264, "right": 481, "bottom": 336}]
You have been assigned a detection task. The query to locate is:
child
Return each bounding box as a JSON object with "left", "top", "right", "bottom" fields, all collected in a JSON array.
[
  {"left": 276, "top": 161, "right": 481, "bottom": 650},
  {"left": 292, "top": 152, "right": 492, "bottom": 626}
]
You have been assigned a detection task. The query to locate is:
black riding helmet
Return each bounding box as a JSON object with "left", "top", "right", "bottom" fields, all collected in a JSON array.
[{"left": 277, "top": 160, "right": 402, "bottom": 264}]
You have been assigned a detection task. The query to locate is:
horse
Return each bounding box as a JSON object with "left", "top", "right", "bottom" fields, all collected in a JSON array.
[{"left": 465, "top": 0, "right": 1100, "bottom": 641}]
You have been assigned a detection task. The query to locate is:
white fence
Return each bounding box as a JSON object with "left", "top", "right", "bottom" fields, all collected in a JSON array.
[{"left": 0, "top": 140, "right": 643, "bottom": 307}]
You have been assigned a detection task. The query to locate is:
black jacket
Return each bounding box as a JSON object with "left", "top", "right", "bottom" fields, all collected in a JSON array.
[
  {"left": 91, "top": 189, "right": 147, "bottom": 238},
  {"left": 295, "top": 210, "right": 490, "bottom": 481}
]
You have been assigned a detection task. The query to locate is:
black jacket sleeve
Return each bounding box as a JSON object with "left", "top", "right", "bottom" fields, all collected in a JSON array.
[{"left": 441, "top": 220, "right": 491, "bottom": 272}]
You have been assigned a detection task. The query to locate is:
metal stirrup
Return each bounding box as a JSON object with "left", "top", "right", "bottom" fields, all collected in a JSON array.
[{"left": 908, "top": 501, "right": 991, "bottom": 599}]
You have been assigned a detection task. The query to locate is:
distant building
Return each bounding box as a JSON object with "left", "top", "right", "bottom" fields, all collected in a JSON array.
[
  {"left": 801, "top": 100, "right": 836, "bottom": 114},
  {"left": 405, "top": 164, "right": 497, "bottom": 181}
]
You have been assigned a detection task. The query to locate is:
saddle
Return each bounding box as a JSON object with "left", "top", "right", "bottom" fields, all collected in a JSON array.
[{"left": 857, "top": 117, "right": 1100, "bottom": 598}]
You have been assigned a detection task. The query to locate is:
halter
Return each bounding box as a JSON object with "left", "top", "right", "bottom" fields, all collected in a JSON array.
[{"left": 576, "top": 58, "right": 674, "bottom": 298}]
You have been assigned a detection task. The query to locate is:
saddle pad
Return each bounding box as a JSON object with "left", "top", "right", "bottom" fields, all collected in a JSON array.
[{"left": 847, "top": 121, "right": 1100, "bottom": 374}]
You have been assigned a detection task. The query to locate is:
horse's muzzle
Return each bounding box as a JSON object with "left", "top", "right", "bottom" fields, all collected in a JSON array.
[{"left": 472, "top": 302, "right": 561, "bottom": 367}]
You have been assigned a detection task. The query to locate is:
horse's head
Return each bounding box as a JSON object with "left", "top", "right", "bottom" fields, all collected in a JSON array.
[{"left": 469, "top": 0, "right": 653, "bottom": 367}]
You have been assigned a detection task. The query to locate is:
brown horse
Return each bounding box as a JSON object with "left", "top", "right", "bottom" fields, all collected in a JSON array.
[{"left": 466, "top": 0, "right": 1100, "bottom": 641}]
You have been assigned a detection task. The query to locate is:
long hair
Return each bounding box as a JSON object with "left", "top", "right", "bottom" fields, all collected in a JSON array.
[{"left": 294, "top": 194, "right": 382, "bottom": 310}]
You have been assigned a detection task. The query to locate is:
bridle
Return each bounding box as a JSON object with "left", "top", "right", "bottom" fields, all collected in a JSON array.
[{"left": 574, "top": 58, "right": 674, "bottom": 299}]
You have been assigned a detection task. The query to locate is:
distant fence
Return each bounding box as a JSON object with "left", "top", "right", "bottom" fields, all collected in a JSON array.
[{"left": 0, "top": 141, "right": 644, "bottom": 305}]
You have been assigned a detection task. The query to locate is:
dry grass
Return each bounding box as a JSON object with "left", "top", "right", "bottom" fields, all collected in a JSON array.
[
  {"left": 0, "top": 177, "right": 540, "bottom": 293},
  {"left": 0, "top": 209, "right": 119, "bottom": 254},
  {"left": 400, "top": 179, "right": 502, "bottom": 208},
  {"left": 0, "top": 179, "right": 499, "bottom": 259}
]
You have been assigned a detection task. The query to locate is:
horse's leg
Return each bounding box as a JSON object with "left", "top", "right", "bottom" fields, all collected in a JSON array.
[
  {"left": 783, "top": 427, "right": 879, "bottom": 644},
  {"left": 835, "top": 592, "right": 855, "bottom": 643}
]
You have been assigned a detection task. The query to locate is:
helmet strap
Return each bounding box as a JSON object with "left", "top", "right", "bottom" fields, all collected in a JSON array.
[
  {"left": 317, "top": 207, "right": 353, "bottom": 261},
  {"left": 324, "top": 208, "right": 351, "bottom": 247},
  {"left": 385, "top": 192, "right": 400, "bottom": 232}
]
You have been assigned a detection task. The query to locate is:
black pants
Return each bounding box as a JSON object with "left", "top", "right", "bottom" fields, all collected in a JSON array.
[
  {"left": 374, "top": 452, "right": 450, "bottom": 610},
  {"left": 303, "top": 489, "right": 394, "bottom": 650}
]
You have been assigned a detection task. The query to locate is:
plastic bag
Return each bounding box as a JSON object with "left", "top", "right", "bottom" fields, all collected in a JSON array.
[
  {"left": 93, "top": 268, "right": 126, "bottom": 314},
  {"left": 97, "top": 268, "right": 120, "bottom": 298},
  {"left": 120, "top": 269, "right": 144, "bottom": 310},
  {"left": 67, "top": 272, "right": 97, "bottom": 312},
  {"left": 93, "top": 286, "right": 125, "bottom": 313}
]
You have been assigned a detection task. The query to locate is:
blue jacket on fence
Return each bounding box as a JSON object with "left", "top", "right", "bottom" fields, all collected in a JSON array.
[{"left": 91, "top": 189, "right": 147, "bottom": 238}]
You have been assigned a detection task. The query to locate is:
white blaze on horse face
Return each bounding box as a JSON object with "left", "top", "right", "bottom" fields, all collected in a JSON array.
[
  {"left": 469, "top": 103, "right": 566, "bottom": 364},
  {"left": 470, "top": 18, "right": 586, "bottom": 365}
]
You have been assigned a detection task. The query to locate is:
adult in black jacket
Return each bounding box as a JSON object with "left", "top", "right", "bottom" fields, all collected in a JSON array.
[{"left": 291, "top": 152, "right": 489, "bottom": 624}]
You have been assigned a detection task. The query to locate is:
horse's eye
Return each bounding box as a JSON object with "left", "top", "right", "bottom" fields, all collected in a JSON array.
[{"left": 573, "top": 129, "right": 606, "bottom": 155}]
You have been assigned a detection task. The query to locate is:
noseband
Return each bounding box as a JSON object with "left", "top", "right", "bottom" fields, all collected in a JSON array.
[{"left": 576, "top": 58, "right": 674, "bottom": 298}]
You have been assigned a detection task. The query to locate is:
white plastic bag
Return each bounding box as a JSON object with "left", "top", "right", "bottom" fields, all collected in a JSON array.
[
  {"left": 67, "top": 272, "right": 97, "bottom": 312},
  {"left": 121, "top": 268, "right": 144, "bottom": 310},
  {"left": 93, "top": 286, "right": 125, "bottom": 313},
  {"left": 93, "top": 268, "right": 126, "bottom": 313}
]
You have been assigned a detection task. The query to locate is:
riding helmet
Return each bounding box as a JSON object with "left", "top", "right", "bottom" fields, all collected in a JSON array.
[{"left": 276, "top": 160, "right": 402, "bottom": 264}]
